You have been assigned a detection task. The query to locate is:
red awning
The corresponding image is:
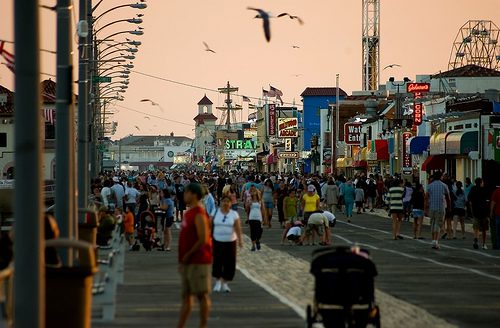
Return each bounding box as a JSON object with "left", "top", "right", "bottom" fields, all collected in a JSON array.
[
  {"left": 421, "top": 155, "right": 445, "bottom": 171},
  {"left": 375, "top": 140, "right": 389, "bottom": 161},
  {"left": 353, "top": 160, "right": 368, "bottom": 168}
]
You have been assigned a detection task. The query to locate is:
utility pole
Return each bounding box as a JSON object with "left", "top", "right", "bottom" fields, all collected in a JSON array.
[
  {"left": 332, "top": 74, "right": 340, "bottom": 176},
  {"left": 55, "top": 0, "right": 76, "bottom": 264},
  {"left": 14, "top": 0, "right": 45, "bottom": 326},
  {"left": 78, "top": 0, "right": 90, "bottom": 219}
]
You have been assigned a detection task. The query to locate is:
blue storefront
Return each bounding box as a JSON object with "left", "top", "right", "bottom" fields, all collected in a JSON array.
[{"left": 300, "top": 87, "right": 346, "bottom": 173}]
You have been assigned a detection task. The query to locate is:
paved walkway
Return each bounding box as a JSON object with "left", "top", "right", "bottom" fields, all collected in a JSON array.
[
  {"left": 93, "top": 208, "right": 500, "bottom": 328},
  {"left": 92, "top": 236, "right": 303, "bottom": 328}
]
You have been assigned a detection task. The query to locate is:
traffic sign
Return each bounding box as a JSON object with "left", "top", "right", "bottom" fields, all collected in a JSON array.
[{"left": 92, "top": 76, "right": 112, "bottom": 83}]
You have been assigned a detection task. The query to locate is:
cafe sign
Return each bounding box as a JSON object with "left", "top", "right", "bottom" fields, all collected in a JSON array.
[
  {"left": 277, "top": 117, "right": 298, "bottom": 138},
  {"left": 406, "top": 83, "right": 430, "bottom": 93}
]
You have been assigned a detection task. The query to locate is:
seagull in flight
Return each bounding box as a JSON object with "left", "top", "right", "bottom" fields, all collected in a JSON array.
[
  {"left": 134, "top": 125, "right": 141, "bottom": 131},
  {"left": 144, "top": 116, "right": 150, "bottom": 120},
  {"left": 248, "top": 7, "right": 271, "bottom": 42},
  {"left": 140, "top": 98, "right": 164, "bottom": 112},
  {"left": 291, "top": 45, "right": 300, "bottom": 49},
  {"left": 383, "top": 64, "right": 402, "bottom": 70},
  {"left": 203, "top": 42, "right": 216, "bottom": 53},
  {"left": 277, "top": 13, "right": 304, "bottom": 25}
]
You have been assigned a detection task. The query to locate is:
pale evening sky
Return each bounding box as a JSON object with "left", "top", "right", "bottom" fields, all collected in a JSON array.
[{"left": 0, "top": 0, "right": 499, "bottom": 139}]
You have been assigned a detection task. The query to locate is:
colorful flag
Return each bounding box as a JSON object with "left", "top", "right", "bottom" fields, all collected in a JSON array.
[
  {"left": 270, "top": 85, "right": 284, "bottom": 105},
  {"left": 44, "top": 108, "right": 55, "bottom": 124},
  {"left": 270, "top": 85, "right": 283, "bottom": 96},
  {"left": 0, "top": 41, "right": 15, "bottom": 73}
]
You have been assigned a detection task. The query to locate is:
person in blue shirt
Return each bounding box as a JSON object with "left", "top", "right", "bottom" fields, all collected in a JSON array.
[{"left": 159, "top": 189, "right": 175, "bottom": 251}]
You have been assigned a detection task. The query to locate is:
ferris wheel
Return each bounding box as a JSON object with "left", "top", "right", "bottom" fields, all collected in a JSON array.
[{"left": 448, "top": 20, "right": 500, "bottom": 70}]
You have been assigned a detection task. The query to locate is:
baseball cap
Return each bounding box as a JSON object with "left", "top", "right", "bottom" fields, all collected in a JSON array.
[{"left": 307, "top": 185, "right": 316, "bottom": 192}]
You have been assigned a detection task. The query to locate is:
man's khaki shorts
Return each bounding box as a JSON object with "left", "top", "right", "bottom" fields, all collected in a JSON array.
[
  {"left": 429, "top": 210, "right": 445, "bottom": 233},
  {"left": 180, "top": 264, "right": 211, "bottom": 297}
]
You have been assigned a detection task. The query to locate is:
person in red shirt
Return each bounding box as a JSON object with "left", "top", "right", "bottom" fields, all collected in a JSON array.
[
  {"left": 123, "top": 206, "right": 135, "bottom": 250},
  {"left": 177, "top": 183, "right": 212, "bottom": 328},
  {"left": 490, "top": 184, "right": 500, "bottom": 250}
]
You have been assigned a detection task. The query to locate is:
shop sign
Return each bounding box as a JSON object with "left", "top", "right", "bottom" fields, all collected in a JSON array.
[
  {"left": 244, "top": 128, "right": 257, "bottom": 139},
  {"left": 284, "top": 138, "right": 292, "bottom": 151},
  {"left": 323, "top": 148, "right": 332, "bottom": 161},
  {"left": 402, "top": 132, "right": 412, "bottom": 174},
  {"left": 224, "top": 149, "right": 256, "bottom": 160},
  {"left": 406, "top": 83, "right": 430, "bottom": 93},
  {"left": 344, "top": 123, "right": 362, "bottom": 145},
  {"left": 268, "top": 104, "right": 276, "bottom": 136},
  {"left": 413, "top": 102, "right": 423, "bottom": 126},
  {"left": 279, "top": 151, "right": 299, "bottom": 159},
  {"left": 225, "top": 139, "right": 257, "bottom": 150},
  {"left": 277, "top": 117, "right": 298, "bottom": 138}
]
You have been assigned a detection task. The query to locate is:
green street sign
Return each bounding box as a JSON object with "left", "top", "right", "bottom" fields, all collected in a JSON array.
[{"left": 92, "top": 76, "right": 112, "bottom": 83}]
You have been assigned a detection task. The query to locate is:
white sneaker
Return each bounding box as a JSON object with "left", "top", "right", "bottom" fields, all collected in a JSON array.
[
  {"left": 222, "top": 283, "right": 231, "bottom": 293},
  {"left": 213, "top": 281, "right": 222, "bottom": 292},
  {"left": 482, "top": 244, "right": 488, "bottom": 250}
]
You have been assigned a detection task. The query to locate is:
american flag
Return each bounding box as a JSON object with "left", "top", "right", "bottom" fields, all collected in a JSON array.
[
  {"left": 263, "top": 88, "right": 276, "bottom": 98},
  {"left": 44, "top": 109, "right": 55, "bottom": 124},
  {"left": 242, "top": 95, "right": 251, "bottom": 102},
  {"left": 0, "top": 41, "right": 15, "bottom": 73}
]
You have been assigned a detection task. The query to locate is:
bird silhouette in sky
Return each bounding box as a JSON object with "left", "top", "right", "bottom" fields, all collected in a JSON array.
[
  {"left": 383, "top": 64, "right": 402, "bottom": 70},
  {"left": 203, "top": 42, "right": 216, "bottom": 53},
  {"left": 144, "top": 116, "right": 150, "bottom": 120},
  {"left": 277, "top": 13, "right": 304, "bottom": 25},
  {"left": 134, "top": 125, "right": 141, "bottom": 131},
  {"left": 248, "top": 7, "right": 271, "bottom": 42},
  {"left": 140, "top": 98, "right": 164, "bottom": 112},
  {"left": 292, "top": 45, "right": 300, "bottom": 49}
]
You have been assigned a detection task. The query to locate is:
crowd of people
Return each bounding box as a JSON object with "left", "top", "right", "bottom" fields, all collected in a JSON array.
[{"left": 85, "top": 168, "right": 500, "bottom": 328}]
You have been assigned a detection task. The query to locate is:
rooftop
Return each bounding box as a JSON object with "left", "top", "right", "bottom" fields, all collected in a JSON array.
[
  {"left": 197, "top": 94, "right": 213, "bottom": 105},
  {"left": 193, "top": 113, "right": 218, "bottom": 123},
  {"left": 431, "top": 64, "right": 500, "bottom": 78},
  {"left": 119, "top": 135, "right": 193, "bottom": 147},
  {"left": 300, "top": 87, "right": 348, "bottom": 97},
  {"left": 0, "top": 84, "right": 14, "bottom": 116}
]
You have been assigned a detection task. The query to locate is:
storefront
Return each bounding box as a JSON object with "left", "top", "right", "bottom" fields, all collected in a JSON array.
[
  {"left": 373, "top": 139, "right": 389, "bottom": 175},
  {"left": 336, "top": 157, "right": 353, "bottom": 176},
  {"left": 445, "top": 131, "right": 479, "bottom": 183}
]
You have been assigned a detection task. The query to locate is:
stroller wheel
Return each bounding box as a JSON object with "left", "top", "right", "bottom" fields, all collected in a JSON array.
[{"left": 306, "top": 305, "right": 313, "bottom": 328}]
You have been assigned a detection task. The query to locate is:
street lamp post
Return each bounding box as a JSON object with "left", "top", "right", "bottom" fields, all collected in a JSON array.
[{"left": 77, "top": 0, "right": 90, "bottom": 226}]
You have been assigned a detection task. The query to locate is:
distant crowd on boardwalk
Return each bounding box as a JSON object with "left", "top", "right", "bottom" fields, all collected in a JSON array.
[{"left": 88, "top": 168, "right": 500, "bottom": 253}]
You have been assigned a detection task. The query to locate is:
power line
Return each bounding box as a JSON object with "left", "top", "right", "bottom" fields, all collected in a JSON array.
[
  {"left": 129, "top": 69, "right": 303, "bottom": 107},
  {"left": 113, "top": 103, "right": 193, "bottom": 126}
]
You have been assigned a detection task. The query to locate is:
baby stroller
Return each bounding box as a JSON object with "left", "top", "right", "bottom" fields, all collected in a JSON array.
[
  {"left": 306, "top": 246, "right": 380, "bottom": 328},
  {"left": 137, "top": 211, "right": 161, "bottom": 251}
]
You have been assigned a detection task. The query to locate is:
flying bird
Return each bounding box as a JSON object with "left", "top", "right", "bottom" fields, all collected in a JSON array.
[
  {"left": 291, "top": 45, "right": 300, "bottom": 49},
  {"left": 134, "top": 125, "right": 141, "bottom": 131},
  {"left": 383, "top": 64, "right": 402, "bottom": 70},
  {"left": 248, "top": 7, "right": 271, "bottom": 42},
  {"left": 144, "top": 116, "right": 150, "bottom": 120},
  {"left": 277, "top": 13, "right": 304, "bottom": 25},
  {"left": 203, "top": 42, "right": 216, "bottom": 53}
]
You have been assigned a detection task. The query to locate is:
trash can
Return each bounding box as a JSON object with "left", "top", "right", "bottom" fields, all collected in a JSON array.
[
  {"left": 78, "top": 208, "right": 98, "bottom": 265},
  {"left": 46, "top": 239, "right": 97, "bottom": 328}
]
